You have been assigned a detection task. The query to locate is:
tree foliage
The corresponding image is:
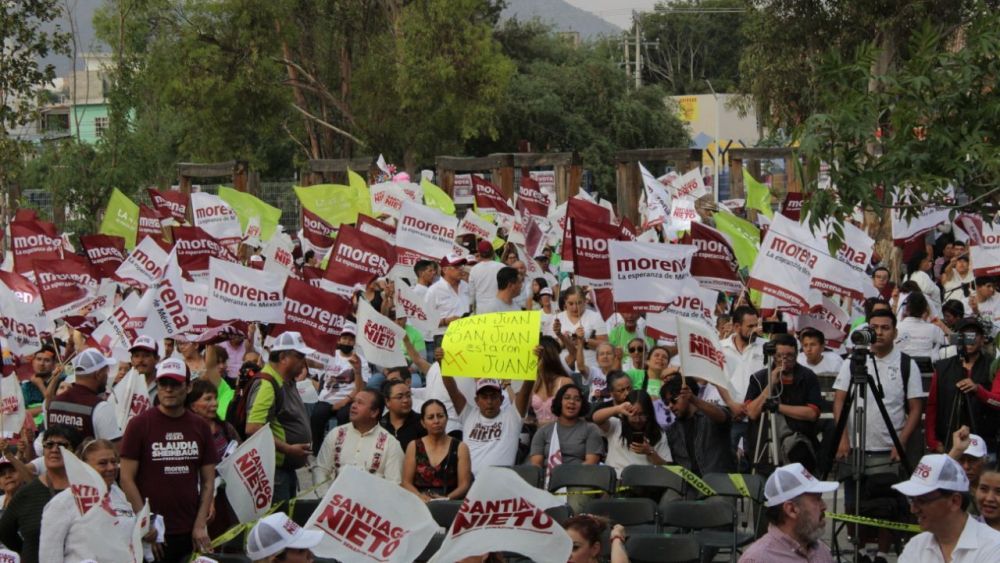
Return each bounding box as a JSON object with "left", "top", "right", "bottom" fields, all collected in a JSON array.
[
  {"left": 639, "top": 0, "right": 744, "bottom": 94},
  {"left": 797, "top": 10, "right": 1000, "bottom": 240}
]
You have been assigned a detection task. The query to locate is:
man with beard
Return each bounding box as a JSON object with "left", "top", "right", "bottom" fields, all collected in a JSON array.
[
  {"left": 894, "top": 454, "right": 1000, "bottom": 562},
  {"left": 740, "top": 463, "right": 836, "bottom": 563}
]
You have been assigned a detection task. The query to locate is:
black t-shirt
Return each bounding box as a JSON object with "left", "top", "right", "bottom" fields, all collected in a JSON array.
[
  {"left": 745, "top": 364, "right": 824, "bottom": 436},
  {"left": 380, "top": 411, "right": 427, "bottom": 452}
]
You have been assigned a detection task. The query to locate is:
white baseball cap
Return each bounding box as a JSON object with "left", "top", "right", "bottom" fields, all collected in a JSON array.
[
  {"left": 764, "top": 462, "right": 839, "bottom": 507},
  {"left": 129, "top": 335, "right": 159, "bottom": 355},
  {"left": 340, "top": 322, "right": 357, "bottom": 336},
  {"left": 476, "top": 379, "right": 503, "bottom": 393},
  {"left": 155, "top": 358, "right": 189, "bottom": 384},
  {"left": 892, "top": 454, "right": 970, "bottom": 497},
  {"left": 73, "top": 348, "right": 116, "bottom": 376},
  {"left": 246, "top": 512, "right": 323, "bottom": 560},
  {"left": 965, "top": 434, "right": 988, "bottom": 459},
  {"left": 270, "top": 331, "right": 316, "bottom": 356}
]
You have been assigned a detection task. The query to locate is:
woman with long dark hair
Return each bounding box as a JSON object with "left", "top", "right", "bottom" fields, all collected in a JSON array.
[
  {"left": 592, "top": 390, "right": 671, "bottom": 476},
  {"left": 905, "top": 249, "right": 942, "bottom": 310},
  {"left": 531, "top": 336, "right": 574, "bottom": 426}
]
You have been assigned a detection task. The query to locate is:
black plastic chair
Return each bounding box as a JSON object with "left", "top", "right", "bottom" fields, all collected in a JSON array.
[
  {"left": 702, "top": 472, "right": 767, "bottom": 541},
  {"left": 625, "top": 533, "right": 701, "bottom": 563},
  {"left": 498, "top": 464, "right": 544, "bottom": 488},
  {"left": 290, "top": 498, "right": 321, "bottom": 526},
  {"left": 545, "top": 503, "right": 574, "bottom": 524},
  {"left": 620, "top": 464, "right": 688, "bottom": 500},
  {"left": 582, "top": 497, "right": 659, "bottom": 534},
  {"left": 548, "top": 464, "right": 617, "bottom": 495},
  {"left": 659, "top": 499, "right": 755, "bottom": 562},
  {"left": 427, "top": 499, "right": 464, "bottom": 528},
  {"left": 415, "top": 532, "right": 445, "bottom": 562}
]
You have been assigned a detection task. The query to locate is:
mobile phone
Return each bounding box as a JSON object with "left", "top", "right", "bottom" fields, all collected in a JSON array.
[{"left": 630, "top": 431, "right": 645, "bottom": 443}]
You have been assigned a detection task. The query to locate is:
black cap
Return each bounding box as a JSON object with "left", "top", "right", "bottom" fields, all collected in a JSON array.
[{"left": 956, "top": 317, "right": 987, "bottom": 335}]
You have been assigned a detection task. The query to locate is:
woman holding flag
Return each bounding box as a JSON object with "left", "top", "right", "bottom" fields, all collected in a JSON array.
[{"left": 38, "top": 438, "right": 136, "bottom": 562}]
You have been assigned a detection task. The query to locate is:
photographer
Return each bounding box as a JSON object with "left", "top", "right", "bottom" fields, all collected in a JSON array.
[
  {"left": 927, "top": 318, "right": 999, "bottom": 454},
  {"left": 744, "top": 333, "right": 824, "bottom": 473},
  {"left": 832, "top": 309, "right": 926, "bottom": 560}
]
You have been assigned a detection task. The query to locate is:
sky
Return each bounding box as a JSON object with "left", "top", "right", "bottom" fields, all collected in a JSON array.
[{"left": 564, "top": 0, "right": 660, "bottom": 29}]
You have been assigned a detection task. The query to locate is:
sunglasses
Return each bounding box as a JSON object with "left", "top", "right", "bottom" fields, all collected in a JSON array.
[
  {"left": 43, "top": 440, "right": 71, "bottom": 450},
  {"left": 628, "top": 347, "right": 643, "bottom": 353}
]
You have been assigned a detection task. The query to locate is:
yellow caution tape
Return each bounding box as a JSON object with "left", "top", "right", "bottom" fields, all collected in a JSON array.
[
  {"left": 205, "top": 477, "right": 332, "bottom": 549},
  {"left": 663, "top": 465, "right": 717, "bottom": 497},
  {"left": 825, "top": 512, "right": 921, "bottom": 533},
  {"left": 552, "top": 486, "right": 632, "bottom": 496},
  {"left": 729, "top": 473, "right": 752, "bottom": 498}
]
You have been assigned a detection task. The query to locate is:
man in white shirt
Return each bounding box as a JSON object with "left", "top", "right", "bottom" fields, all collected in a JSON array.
[
  {"left": 309, "top": 323, "right": 367, "bottom": 452},
  {"left": 410, "top": 260, "right": 438, "bottom": 298},
  {"left": 468, "top": 240, "right": 504, "bottom": 313},
  {"left": 833, "top": 308, "right": 926, "bottom": 558},
  {"left": 426, "top": 254, "right": 471, "bottom": 349},
  {"left": 797, "top": 328, "right": 844, "bottom": 377},
  {"left": 478, "top": 266, "right": 522, "bottom": 314},
  {"left": 893, "top": 454, "right": 1000, "bottom": 562},
  {"left": 720, "top": 306, "right": 765, "bottom": 466},
  {"left": 315, "top": 388, "right": 404, "bottom": 485},
  {"left": 966, "top": 277, "right": 1000, "bottom": 337},
  {"left": 440, "top": 377, "right": 532, "bottom": 475}
]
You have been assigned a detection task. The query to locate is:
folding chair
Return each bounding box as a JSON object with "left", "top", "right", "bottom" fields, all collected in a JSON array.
[
  {"left": 582, "top": 497, "right": 659, "bottom": 534},
  {"left": 499, "top": 464, "right": 544, "bottom": 488},
  {"left": 659, "top": 500, "right": 755, "bottom": 563},
  {"left": 415, "top": 532, "right": 445, "bottom": 562},
  {"left": 548, "top": 464, "right": 617, "bottom": 495},
  {"left": 702, "top": 472, "right": 767, "bottom": 539},
  {"left": 427, "top": 499, "right": 464, "bottom": 529},
  {"left": 619, "top": 464, "right": 687, "bottom": 502},
  {"left": 545, "top": 503, "right": 574, "bottom": 524},
  {"left": 625, "top": 533, "right": 701, "bottom": 563}
]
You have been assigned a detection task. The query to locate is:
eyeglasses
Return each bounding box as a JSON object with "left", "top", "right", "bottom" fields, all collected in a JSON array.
[
  {"left": 43, "top": 440, "right": 71, "bottom": 450},
  {"left": 628, "top": 347, "right": 643, "bottom": 353},
  {"left": 908, "top": 491, "right": 949, "bottom": 506}
]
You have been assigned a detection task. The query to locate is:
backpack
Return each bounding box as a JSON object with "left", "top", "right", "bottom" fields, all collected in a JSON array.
[{"left": 227, "top": 370, "right": 281, "bottom": 440}]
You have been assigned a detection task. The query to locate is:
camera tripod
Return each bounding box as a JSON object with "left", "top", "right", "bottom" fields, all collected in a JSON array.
[
  {"left": 824, "top": 347, "right": 912, "bottom": 563},
  {"left": 750, "top": 351, "right": 782, "bottom": 475}
]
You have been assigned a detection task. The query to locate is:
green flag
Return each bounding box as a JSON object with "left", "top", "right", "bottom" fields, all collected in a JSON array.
[
  {"left": 294, "top": 184, "right": 367, "bottom": 227},
  {"left": 743, "top": 169, "right": 774, "bottom": 218},
  {"left": 347, "top": 168, "right": 374, "bottom": 218},
  {"left": 218, "top": 186, "right": 282, "bottom": 241},
  {"left": 713, "top": 210, "right": 760, "bottom": 269},
  {"left": 420, "top": 177, "right": 456, "bottom": 216},
  {"left": 99, "top": 188, "right": 139, "bottom": 249}
]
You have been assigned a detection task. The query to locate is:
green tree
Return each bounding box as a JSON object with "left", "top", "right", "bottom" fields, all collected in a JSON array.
[
  {"left": 796, "top": 13, "right": 1000, "bottom": 247},
  {"left": 0, "top": 1, "right": 69, "bottom": 210},
  {"left": 640, "top": 0, "right": 745, "bottom": 94},
  {"left": 467, "top": 19, "right": 689, "bottom": 197}
]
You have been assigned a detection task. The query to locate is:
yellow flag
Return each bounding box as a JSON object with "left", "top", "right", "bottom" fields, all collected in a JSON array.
[
  {"left": 420, "top": 178, "right": 456, "bottom": 216},
  {"left": 347, "top": 168, "right": 373, "bottom": 217}
]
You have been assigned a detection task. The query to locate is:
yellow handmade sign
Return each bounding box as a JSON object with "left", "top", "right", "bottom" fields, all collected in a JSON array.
[{"left": 441, "top": 311, "right": 541, "bottom": 380}]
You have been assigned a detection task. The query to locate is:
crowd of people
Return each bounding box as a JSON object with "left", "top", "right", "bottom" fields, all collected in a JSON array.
[{"left": 5, "top": 207, "right": 1000, "bottom": 563}]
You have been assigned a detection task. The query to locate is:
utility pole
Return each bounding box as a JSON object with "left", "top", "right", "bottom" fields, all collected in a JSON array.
[
  {"left": 634, "top": 10, "right": 642, "bottom": 89},
  {"left": 623, "top": 35, "right": 630, "bottom": 85}
]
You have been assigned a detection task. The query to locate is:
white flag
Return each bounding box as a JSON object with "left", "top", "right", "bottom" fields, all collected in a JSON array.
[
  {"left": 243, "top": 215, "right": 263, "bottom": 248},
  {"left": 217, "top": 424, "right": 275, "bottom": 522},
  {"left": 396, "top": 200, "right": 458, "bottom": 266},
  {"left": 115, "top": 236, "right": 168, "bottom": 289},
  {"left": 305, "top": 466, "right": 438, "bottom": 562},
  {"left": 208, "top": 257, "right": 286, "bottom": 324},
  {"left": 191, "top": 192, "right": 242, "bottom": 253},
  {"left": 113, "top": 369, "right": 152, "bottom": 429},
  {"left": 668, "top": 167, "right": 708, "bottom": 200},
  {"left": 395, "top": 284, "right": 441, "bottom": 336},
  {"left": 748, "top": 214, "right": 817, "bottom": 311},
  {"left": 356, "top": 299, "right": 407, "bottom": 367},
  {"left": 607, "top": 241, "right": 698, "bottom": 313},
  {"left": 639, "top": 163, "right": 671, "bottom": 229},
  {"left": 261, "top": 231, "right": 296, "bottom": 279},
  {"left": 430, "top": 466, "right": 571, "bottom": 563},
  {"left": 0, "top": 375, "right": 25, "bottom": 438},
  {"left": 676, "top": 316, "right": 735, "bottom": 397},
  {"left": 456, "top": 209, "right": 498, "bottom": 242},
  {"left": 147, "top": 249, "right": 192, "bottom": 338},
  {"left": 0, "top": 280, "right": 45, "bottom": 357},
  {"left": 61, "top": 446, "right": 108, "bottom": 515}
]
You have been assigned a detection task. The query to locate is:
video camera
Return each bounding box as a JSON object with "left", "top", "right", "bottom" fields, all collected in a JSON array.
[
  {"left": 949, "top": 332, "right": 979, "bottom": 347},
  {"left": 851, "top": 326, "right": 877, "bottom": 348},
  {"left": 761, "top": 320, "right": 788, "bottom": 362}
]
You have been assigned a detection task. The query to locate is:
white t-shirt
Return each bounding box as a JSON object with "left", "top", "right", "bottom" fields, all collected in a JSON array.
[
  {"left": 477, "top": 296, "right": 521, "bottom": 314},
  {"left": 943, "top": 271, "right": 975, "bottom": 302},
  {"left": 721, "top": 335, "right": 766, "bottom": 401},
  {"left": 314, "top": 351, "right": 371, "bottom": 404},
  {"left": 468, "top": 260, "right": 505, "bottom": 312},
  {"left": 583, "top": 366, "right": 609, "bottom": 401},
  {"left": 460, "top": 402, "right": 524, "bottom": 475},
  {"left": 895, "top": 317, "right": 947, "bottom": 361},
  {"left": 832, "top": 347, "right": 926, "bottom": 451},
  {"left": 968, "top": 293, "right": 1000, "bottom": 337},
  {"left": 555, "top": 309, "right": 608, "bottom": 367},
  {"left": 797, "top": 351, "right": 844, "bottom": 378},
  {"left": 92, "top": 401, "right": 123, "bottom": 441},
  {"left": 600, "top": 417, "right": 672, "bottom": 477},
  {"left": 899, "top": 514, "right": 1000, "bottom": 563},
  {"left": 426, "top": 279, "right": 471, "bottom": 337}
]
